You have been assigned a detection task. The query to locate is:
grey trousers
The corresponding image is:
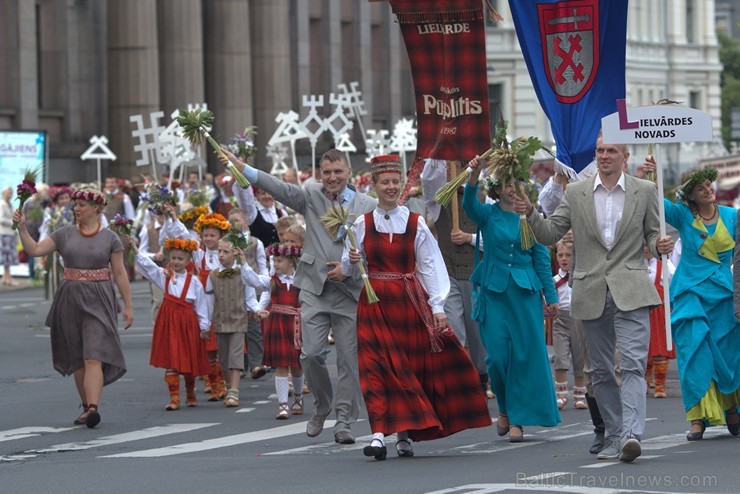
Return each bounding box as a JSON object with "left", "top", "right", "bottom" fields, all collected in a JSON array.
[
  {"left": 582, "top": 291, "right": 649, "bottom": 443},
  {"left": 150, "top": 283, "right": 164, "bottom": 323},
  {"left": 552, "top": 311, "right": 585, "bottom": 377},
  {"left": 445, "top": 277, "right": 488, "bottom": 375},
  {"left": 245, "top": 318, "right": 263, "bottom": 370},
  {"left": 299, "top": 283, "right": 361, "bottom": 433}
]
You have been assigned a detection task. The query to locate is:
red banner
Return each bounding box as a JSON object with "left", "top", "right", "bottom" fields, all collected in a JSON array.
[{"left": 390, "top": 0, "right": 491, "bottom": 161}]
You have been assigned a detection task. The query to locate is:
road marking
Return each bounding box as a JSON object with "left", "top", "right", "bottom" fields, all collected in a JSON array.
[
  {"left": 425, "top": 484, "right": 706, "bottom": 494},
  {"left": 236, "top": 408, "right": 255, "bottom": 413},
  {"left": 519, "top": 472, "right": 574, "bottom": 482},
  {"left": 253, "top": 400, "right": 271, "bottom": 405},
  {"left": 263, "top": 433, "right": 376, "bottom": 456},
  {"left": 102, "top": 420, "right": 337, "bottom": 458},
  {"left": 0, "top": 426, "right": 73, "bottom": 443},
  {"left": 32, "top": 423, "right": 217, "bottom": 453}
]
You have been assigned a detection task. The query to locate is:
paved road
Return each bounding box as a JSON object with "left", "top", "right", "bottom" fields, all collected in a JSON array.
[{"left": 1, "top": 281, "right": 738, "bottom": 494}]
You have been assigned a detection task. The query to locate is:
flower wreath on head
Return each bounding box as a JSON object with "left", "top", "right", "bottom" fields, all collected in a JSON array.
[
  {"left": 676, "top": 167, "right": 718, "bottom": 206},
  {"left": 481, "top": 174, "right": 500, "bottom": 192},
  {"left": 179, "top": 206, "right": 211, "bottom": 225},
  {"left": 194, "top": 212, "right": 230, "bottom": 234},
  {"left": 50, "top": 185, "right": 75, "bottom": 202},
  {"left": 164, "top": 238, "right": 199, "bottom": 253},
  {"left": 266, "top": 243, "right": 303, "bottom": 259},
  {"left": 71, "top": 189, "right": 108, "bottom": 206}
]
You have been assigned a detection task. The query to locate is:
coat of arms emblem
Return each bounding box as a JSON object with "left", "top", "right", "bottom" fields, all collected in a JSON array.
[{"left": 538, "top": 0, "right": 599, "bottom": 104}]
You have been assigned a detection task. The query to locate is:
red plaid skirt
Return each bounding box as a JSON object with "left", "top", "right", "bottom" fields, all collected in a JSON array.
[
  {"left": 150, "top": 276, "right": 210, "bottom": 375},
  {"left": 262, "top": 280, "right": 301, "bottom": 369},
  {"left": 357, "top": 212, "right": 491, "bottom": 441}
]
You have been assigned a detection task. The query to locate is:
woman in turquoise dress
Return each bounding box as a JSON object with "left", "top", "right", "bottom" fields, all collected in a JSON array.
[
  {"left": 462, "top": 155, "right": 561, "bottom": 442},
  {"left": 645, "top": 163, "right": 740, "bottom": 440}
]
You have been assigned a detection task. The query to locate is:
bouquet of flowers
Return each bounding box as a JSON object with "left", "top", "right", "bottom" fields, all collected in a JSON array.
[
  {"left": 177, "top": 108, "right": 251, "bottom": 189},
  {"left": 109, "top": 213, "right": 134, "bottom": 238},
  {"left": 141, "top": 181, "right": 177, "bottom": 215},
  {"left": 226, "top": 126, "right": 258, "bottom": 161},
  {"left": 12, "top": 166, "right": 41, "bottom": 230},
  {"left": 47, "top": 206, "right": 75, "bottom": 234},
  {"left": 226, "top": 221, "right": 251, "bottom": 263},
  {"left": 484, "top": 121, "right": 541, "bottom": 250},
  {"left": 320, "top": 204, "right": 379, "bottom": 304},
  {"left": 187, "top": 188, "right": 210, "bottom": 208}
]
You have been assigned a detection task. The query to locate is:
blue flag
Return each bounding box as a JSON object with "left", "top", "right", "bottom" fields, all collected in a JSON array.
[{"left": 508, "top": 0, "right": 628, "bottom": 176}]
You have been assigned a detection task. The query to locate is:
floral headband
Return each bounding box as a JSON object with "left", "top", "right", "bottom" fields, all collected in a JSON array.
[
  {"left": 481, "top": 174, "right": 500, "bottom": 192},
  {"left": 179, "top": 206, "right": 211, "bottom": 224},
  {"left": 676, "top": 167, "right": 718, "bottom": 205},
  {"left": 71, "top": 189, "right": 108, "bottom": 206},
  {"left": 194, "top": 213, "right": 230, "bottom": 233},
  {"left": 164, "top": 238, "right": 199, "bottom": 253},
  {"left": 50, "top": 185, "right": 74, "bottom": 202},
  {"left": 266, "top": 243, "right": 303, "bottom": 258}
]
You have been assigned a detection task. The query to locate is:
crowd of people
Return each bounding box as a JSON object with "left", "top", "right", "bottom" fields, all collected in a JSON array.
[{"left": 5, "top": 132, "right": 740, "bottom": 462}]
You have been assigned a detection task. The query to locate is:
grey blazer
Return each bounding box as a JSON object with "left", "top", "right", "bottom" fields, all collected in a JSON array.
[
  {"left": 528, "top": 174, "right": 662, "bottom": 320},
  {"left": 254, "top": 170, "right": 377, "bottom": 300}
]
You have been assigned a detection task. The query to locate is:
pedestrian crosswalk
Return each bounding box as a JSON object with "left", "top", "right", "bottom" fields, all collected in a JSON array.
[{"left": 0, "top": 417, "right": 722, "bottom": 465}]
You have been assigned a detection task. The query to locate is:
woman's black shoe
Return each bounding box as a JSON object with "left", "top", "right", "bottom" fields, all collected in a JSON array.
[
  {"left": 686, "top": 421, "right": 705, "bottom": 441},
  {"left": 727, "top": 409, "right": 740, "bottom": 436},
  {"left": 363, "top": 440, "right": 387, "bottom": 461},
  {"left": 85, "top": 404, "right": 100, "bottom": 429}
]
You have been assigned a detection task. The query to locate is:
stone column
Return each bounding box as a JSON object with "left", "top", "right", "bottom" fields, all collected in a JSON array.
[
  {"left": 203, "top": 0, "right": 252, "bottom": 172},
  {"left": 250, "top": 0, "right": 291, "bottom": 171},
  {"left": 157, "top": 0, "right": 205, "bottom": 116},
  {"left": 16, "top": 0, "right": 39, "bottom": 129},
  {"left": 107, "top": 0, "right": 160, "bottom": 178}
]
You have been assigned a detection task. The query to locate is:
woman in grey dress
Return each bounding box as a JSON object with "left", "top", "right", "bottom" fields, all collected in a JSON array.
[{"left": 13, "top": 188, "right": 133, "bottom": 428}]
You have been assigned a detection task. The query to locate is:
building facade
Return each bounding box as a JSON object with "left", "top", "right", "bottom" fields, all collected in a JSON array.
[{"left": 0, "top": 0, "right": 724, "bottom": 186}]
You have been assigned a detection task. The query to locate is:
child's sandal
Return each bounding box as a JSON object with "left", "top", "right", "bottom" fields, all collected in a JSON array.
[
  {"left": 224, "top": 390, "right": 239, "bottom": 408},
  {"left": 291, "top": 396, "right": 304, "bottom": 415},
  {"left": 275, "top": 403, "right": 289, "bottom": 420}
]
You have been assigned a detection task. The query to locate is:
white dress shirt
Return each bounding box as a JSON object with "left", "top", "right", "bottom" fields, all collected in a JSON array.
[
  {"left": 341, "top": 205, "right": 450, "bottom": 314},
  {"left": 553, "top": 269, "right": 572, "bottom": 313},
  {"left": 135, "top": 253, "right": 210, "bottom": 330},
  {"left": 593, "top": 172, "right": 626, "bottom": 250},
  {"left": 256, "top": 272, "right": 296, "bottom": 311},
  {"left": 138, "top": 218, "right": 164, "bottom": 258}
]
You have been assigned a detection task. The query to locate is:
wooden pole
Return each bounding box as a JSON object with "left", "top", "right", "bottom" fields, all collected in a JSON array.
[
  {"left": 654, "top": 144, "right": 673, "bottom": 352},
  {"left": 450, "top": 161, "right": 460, "bottom": 231}
]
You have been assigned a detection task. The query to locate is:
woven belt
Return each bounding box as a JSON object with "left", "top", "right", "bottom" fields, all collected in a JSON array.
[
  {"left": 62, "top": 268, "right": 110, "bottom": 282},
  {"left": 270, "top": 304, "right": 302, "bottom": 349},
  {"left": 368, "top": 271, "right": 446, "bottom": 353}
]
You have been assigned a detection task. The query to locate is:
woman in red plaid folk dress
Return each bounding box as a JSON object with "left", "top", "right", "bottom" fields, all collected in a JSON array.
[{"left": 342, "top": 155, "right": 492, "bottom": 461}]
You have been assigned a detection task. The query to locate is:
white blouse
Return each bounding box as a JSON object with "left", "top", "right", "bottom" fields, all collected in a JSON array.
[
  {"left": 256, "top": 273, "right": 296, "bottom": 311},
  {"left": 644, "top": 257, "right": 676, "bottom": 287},
  {"left": 341, "top": 205, "right": 450, "bottom": 314},
  {"left": 135, "top": 253, "right": 210, "bottom": 330}
]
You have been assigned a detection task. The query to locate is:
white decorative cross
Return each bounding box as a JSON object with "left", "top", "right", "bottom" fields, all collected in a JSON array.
[
  {"left": 80, "top": 135, "right": 117, "bottom": 189},
  {"left": 365, "top": 129, "right": 391, "bottom": 164},
  {"left": 130, "top": 111, "right": 166, "bottom": 178},
  {"left": 299, "top": 95, "right": 329, "bottom": 180},
  {"left": 389, "top": 118, "right": 418, "bottom": 176}
]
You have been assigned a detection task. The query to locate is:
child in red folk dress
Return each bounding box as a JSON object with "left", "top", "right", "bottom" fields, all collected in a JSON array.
[
  {"left": 204, "top": 238, "right": 256, "bottom": 407},
  {"left": 192, "top": 213, "right": 231, "bottom": 400},
  {"left": 643, "top": 244, "right": 676, "bottom": 398},
  {"left": 131, "top": 237, "right": 211, "bottom": 410},
  {"left": 243, "top": 243, "right": 305, "bottom": 419}
]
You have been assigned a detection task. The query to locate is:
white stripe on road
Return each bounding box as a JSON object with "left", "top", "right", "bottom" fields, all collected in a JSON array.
[
  {"left": 32, "top": 423, "right": 217, "bottom": 453},
  {"left": 425, "top": 484, "right": 706, "bottom": 494},
  {"left": 579, "top": 455, "right": 663, "bottom": 469},
  {"left": 519, "top": 472, "right": 575, "bottom": 482},
  {"left": 262, "top": 433, "right": 375, "bottom": 456},
  {"left": 101, "top": 420, "right": 336, "bottom": 458},
  {"left": 235, "top": 408, "right": 255, "bottom": 413},
  {"left": 0, "top": 427, "right": 73, "bottom": 443}
]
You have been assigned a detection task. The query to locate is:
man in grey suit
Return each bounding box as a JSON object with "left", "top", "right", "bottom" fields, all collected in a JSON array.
[
  {"left": 221, "top": 149, "right": 376, "bottom": 444},
  {"left": 515, "top": 136, "right": 673, "bottom": 463}
]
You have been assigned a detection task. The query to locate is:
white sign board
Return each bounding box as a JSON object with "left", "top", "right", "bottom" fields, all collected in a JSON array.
[
  {"left": 601, "top": 100, "right": 713, "bottom": 144},
  {"left": 0, "top": 131, "right": 47, "bottom": 189}
]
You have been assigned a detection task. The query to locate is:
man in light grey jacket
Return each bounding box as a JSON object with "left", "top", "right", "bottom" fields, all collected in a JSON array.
[
  {"left": 515, "top": 136, "right": 674, "bottom": 463},
  {"left": 221, "top": 149, "right": 376, "bottom": 445}
]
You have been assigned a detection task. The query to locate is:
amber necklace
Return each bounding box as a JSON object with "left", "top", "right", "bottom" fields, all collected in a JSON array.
[
  {"left": 78, "top": 220, "right": 102, "bottom": 238},
  {"left": 697, "top": 204, "right": 717, "bottom": 222}
]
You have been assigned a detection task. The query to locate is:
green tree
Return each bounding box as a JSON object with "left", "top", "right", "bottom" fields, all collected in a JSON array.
[{"left": 718, "top": 30, "right": 740, "bottom": 146}]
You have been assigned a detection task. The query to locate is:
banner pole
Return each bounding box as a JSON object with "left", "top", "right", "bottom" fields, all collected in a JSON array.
[
  {"left": 450, "top": 161, "right": 460, "bottom": 231},
  {"left": 654, "top": 144, "right": 673, "bottom": 352}
]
